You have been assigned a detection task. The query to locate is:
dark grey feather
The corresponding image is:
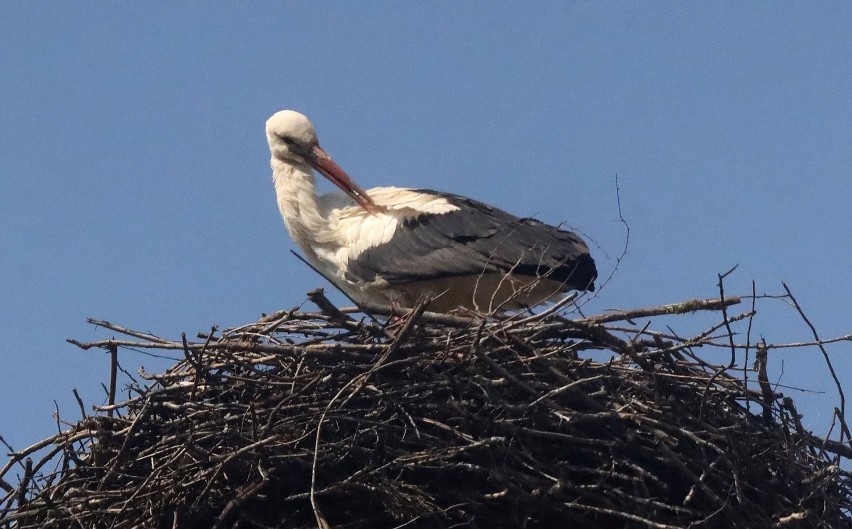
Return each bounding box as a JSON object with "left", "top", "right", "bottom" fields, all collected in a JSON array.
[{"left": 345, "top": 190, "right": 597, "bottom": 291}]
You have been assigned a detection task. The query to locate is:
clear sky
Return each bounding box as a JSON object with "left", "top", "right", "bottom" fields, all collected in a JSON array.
[{"left": 1, "top": 4, "right": 851, "bottom": 458}]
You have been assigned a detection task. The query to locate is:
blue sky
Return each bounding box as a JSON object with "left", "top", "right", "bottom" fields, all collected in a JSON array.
[{"left": 1, "top": 4, "right": 851, "bottom": 459}]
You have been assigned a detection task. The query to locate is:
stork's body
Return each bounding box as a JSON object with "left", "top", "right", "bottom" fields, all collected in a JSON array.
[{"left": 267, "top": 110, "right": 597, "bottom": 313}]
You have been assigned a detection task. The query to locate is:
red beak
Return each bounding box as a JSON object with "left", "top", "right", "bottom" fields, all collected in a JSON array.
[{"left": 309, "top": 145, "right": 383, "bottom": 215}]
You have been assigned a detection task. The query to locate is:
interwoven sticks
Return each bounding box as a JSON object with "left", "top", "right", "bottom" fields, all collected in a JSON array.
[{"left": 2, "top": 294, "right": 851, "bottom": 529}]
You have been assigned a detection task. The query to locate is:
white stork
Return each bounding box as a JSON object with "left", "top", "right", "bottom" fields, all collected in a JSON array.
[{"left": 266, "top": 110, "right": 597, "bottom": 313}]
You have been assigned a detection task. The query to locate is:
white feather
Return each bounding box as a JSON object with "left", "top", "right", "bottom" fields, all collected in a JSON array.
[
  {"left": 329, "top": 186, "right": 459, "bottom": 264},
  {"left": 271, "top": 159, "right": 458, "bottom": 298}
]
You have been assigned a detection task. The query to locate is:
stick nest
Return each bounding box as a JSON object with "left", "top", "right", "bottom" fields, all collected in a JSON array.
[{"left": 2, "top": 293, "right": 851, "bottom": 529}]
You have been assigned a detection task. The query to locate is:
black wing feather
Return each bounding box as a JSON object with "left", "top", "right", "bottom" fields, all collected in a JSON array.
[{"left": 345, "top": 190, "right": 597, "bottom": 291}]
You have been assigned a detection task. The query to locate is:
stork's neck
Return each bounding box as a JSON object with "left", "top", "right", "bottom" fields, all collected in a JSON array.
[{"left": 271, "top": 158, "right": 335, "bottom": 251}]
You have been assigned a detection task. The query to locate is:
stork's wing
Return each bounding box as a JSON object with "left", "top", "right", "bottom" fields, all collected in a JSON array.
[{"left": 342, "top": 189, "right": 597, "bottom": 291}]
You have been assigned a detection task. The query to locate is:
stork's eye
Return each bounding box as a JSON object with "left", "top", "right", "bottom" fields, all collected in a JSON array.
[{"left": 278, "top": 135, "right": 297, "bottom": 146}]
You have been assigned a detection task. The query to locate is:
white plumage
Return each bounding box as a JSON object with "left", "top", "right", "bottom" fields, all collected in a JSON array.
[{"left": 266, "top": 110, "right": 597, "bottom": 313}]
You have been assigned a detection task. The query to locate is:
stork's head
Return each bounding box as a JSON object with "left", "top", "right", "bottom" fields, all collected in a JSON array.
[
  {"left": 266, "top": 110, "right": 318, "bottom": 165},
  {"left": 266, "top": 110, "right": 381, "bottom": 215}
]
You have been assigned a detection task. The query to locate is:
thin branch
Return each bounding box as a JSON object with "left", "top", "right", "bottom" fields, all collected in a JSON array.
[
  {"left": 581, "top": 296, "right": 741, "bottom": 324},
  {"left": 782, "top": 282, "right": 848, "bottom": 446}
]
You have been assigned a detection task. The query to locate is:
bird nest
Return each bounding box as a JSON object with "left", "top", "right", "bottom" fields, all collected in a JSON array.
[{"left": 2, "top": 289, "right": 851, "bottom": 529}]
